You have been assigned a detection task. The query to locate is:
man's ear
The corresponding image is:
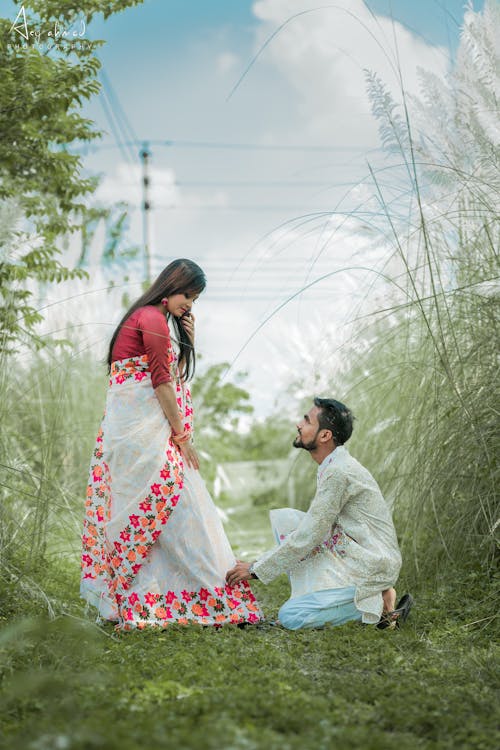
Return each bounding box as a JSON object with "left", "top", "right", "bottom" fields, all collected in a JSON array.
[{"left": 320, "top": 429, "right": 333, "bottom": 443}]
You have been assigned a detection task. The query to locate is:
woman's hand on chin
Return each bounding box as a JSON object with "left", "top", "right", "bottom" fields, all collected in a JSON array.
[{"left": 180, "top": 312, "right": 195, "bottom": 344}]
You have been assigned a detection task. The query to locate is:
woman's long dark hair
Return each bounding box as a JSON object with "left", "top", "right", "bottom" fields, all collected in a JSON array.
[{"left": 107, "top": 259, "right": 206, "bottom": 381}]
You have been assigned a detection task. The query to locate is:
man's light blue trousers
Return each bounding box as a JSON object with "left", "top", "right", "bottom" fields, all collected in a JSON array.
[{"left": 278, "top": 585, "right": 362, "bottom": 630}]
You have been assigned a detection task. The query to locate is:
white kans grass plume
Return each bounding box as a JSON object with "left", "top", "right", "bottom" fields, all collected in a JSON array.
[{"left": 311, "top": 0, "right": 500, "bottom": 579}]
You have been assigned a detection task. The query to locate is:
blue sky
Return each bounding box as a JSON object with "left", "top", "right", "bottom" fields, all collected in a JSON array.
[{"left": 1, "top": 0, "right": 486, "bottom": 415}]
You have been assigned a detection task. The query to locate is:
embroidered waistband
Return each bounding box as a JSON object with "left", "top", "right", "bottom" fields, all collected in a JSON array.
[{"left": 110, "top": 355, "right": 150, "bottom": 385}]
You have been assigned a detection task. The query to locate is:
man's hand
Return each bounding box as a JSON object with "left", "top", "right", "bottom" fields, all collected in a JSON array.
[{"left": 226, "top": 561, "right": 253, "bottom": 587}]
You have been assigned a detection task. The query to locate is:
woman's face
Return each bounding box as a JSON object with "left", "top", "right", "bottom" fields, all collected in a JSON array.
[{"left": 166, "top": 291, "right": 199, "bottom": 318}]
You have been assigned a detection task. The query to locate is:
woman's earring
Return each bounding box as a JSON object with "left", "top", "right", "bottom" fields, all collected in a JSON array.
[{"left": 161, "top": 297, "right": 168, "bottom": 307}]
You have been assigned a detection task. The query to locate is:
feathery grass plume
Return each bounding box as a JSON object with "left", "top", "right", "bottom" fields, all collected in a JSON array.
[
  {"left": 0, "top": 346, "right": 107, "bottom": 613},
  {"left": 341, "top": 0, "right": 499, "bottom": 582}
]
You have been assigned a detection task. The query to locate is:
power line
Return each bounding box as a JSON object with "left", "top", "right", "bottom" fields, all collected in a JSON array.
[
  {"left": 173, "top": 180, "right": 358, "bottom": 188},
  {"left": 99, "top": 72, "right": 139, "bottom": 168},
  {"left": 98, "top": 87, "right": 135, "bottom": 169},
  {"left": 73, "top": 138, "right": 382, "bottom": 154},
  {"left": 135, "top": 204, "right": 387, "bottom": 213},
  {"left": 100, "top": 70, "right": 139, "bottom": 155}
]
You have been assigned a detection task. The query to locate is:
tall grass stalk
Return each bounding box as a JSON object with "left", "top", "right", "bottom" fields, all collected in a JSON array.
[
  {"left": 327, "top": 2, "right": 499, "bottom": 582},
  {"left": 0, "top": 346, "right": 107, "bottom": 613}
]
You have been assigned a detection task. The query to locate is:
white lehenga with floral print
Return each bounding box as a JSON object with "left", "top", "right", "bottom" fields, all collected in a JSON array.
[{"left": 80, "top": 352, "right": 262, "bottom": 630}]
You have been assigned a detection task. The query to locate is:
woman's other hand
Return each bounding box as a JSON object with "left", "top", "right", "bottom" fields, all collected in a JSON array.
[{"left": 180, "top": 441, "right": 199, "bottom": 470}]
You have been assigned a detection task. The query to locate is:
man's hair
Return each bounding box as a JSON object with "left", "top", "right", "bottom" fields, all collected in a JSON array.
[{"left": 314, "top": 397, "right": 354, "bottom": 445}]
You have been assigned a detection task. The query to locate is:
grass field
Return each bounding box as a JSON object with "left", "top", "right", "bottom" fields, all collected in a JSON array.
[{"left": 1, "top": 535, "right": 498, "bottom": 750}]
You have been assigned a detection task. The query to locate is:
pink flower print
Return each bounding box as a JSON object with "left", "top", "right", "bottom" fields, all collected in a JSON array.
[
  {"left": 128, "top": 592, "right": 139, "bottom": 605},
  {"left": 96, "top": 506, "right": 105, "bottom": 522},
  {"left": 132, "top": 563, "right": 142, "bottom": 574},
  {"left": 199, "top": 588, "right": 209, "bottom": 601},
  {"left": 248, "top": 613, "right": 260, "bottom": 623},
  {"left": 171, "top": 494, "right": 180, "bottom": 507},
  {"left": 214, "top": 587, "right": 224, "bottom": 597},
  {"left": 165, "top": 591, "right": 176, "bottom": 604},
  {"left": 160, "top": 468, "right": 170, "bottom": 480},
  {"left": 115, "top": 374, "right": 126, "bottom": 384},
  {"left": 181, "top": 590, "right": 192, "bottom": 603},
  {"left": 176, "top": 397, "right": 182, "bottom": 407},
  {"left": 113, "top": 541, "right": 123, "bottom": 553},
  {"left": 201, "top": 605, "right": 210, "bottom": 617},
  {"left": 165, "top": 608, "right": 173, "bottom": 619},
  {"left": 119, "top": 530, "right": 131, "bottom": 542},
  {"left": 139, "top": 500, "right": 152, "bottom": 512},
  {"left": 150, "top": 483, "right": 161, "bottom": 496},
  {"left": 145, "top": 592, "right": 159, "bottom": 606},
  {"left": 152, "top": 529, "right": 161, "bottom": 542},
  {"left": 134, "top": 371, "right": 147, "bottom": 381},
  {"left": 82, "top": 554, "right": 92, "bottom": 567},
  {"left": 129, "top": 514, "right": 140, "bottom": 528},
  {"left": 125, "top": 608, "right": 134, "bottom": 621}
]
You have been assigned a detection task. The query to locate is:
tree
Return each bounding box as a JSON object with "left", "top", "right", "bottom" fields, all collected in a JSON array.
[{"left": 0, "top": 0, "right": 143, "bottom": 352}]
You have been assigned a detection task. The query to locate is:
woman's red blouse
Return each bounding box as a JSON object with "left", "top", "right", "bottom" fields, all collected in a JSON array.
[{"left": 112, "top": 306, "right": 173, "bottom": 388}]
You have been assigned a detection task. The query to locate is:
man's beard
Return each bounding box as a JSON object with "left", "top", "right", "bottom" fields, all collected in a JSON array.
[{"left": 293, "top": 433, "right": 318, "bottom": 452}]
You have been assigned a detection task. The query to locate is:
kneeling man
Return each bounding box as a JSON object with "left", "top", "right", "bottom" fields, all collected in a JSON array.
[{"left": 226, "top": 398, "right": 408, "bottom": 630}]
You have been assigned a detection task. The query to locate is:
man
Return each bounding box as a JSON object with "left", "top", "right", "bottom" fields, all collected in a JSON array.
[{"left": 226, "top": 397, "right": 411, "bottom": 630}]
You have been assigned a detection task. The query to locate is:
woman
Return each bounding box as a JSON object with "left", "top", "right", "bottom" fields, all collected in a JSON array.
[{"left": 80, "top": 259, "right": 262, "bottom": 630}]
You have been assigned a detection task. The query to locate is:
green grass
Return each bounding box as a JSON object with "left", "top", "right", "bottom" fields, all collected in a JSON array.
[
  {"left": 1, "top": 7, "right": 498, "bottom": 748},
  {"left": 1, "top": 565, "right": 498, "bottom": 750}
]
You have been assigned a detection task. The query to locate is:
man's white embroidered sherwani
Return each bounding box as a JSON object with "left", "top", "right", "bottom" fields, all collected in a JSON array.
[{"left": 253, "top": 446, "right": 402, "bottom": 624}]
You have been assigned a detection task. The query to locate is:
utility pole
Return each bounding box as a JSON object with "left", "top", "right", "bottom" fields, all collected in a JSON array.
[{"left": 140, "top": 142, "right": 152, "bottom": 283}]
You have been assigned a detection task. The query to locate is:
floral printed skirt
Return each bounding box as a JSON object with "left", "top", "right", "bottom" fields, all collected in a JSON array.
[{"left": 80, "top": 356, "right": 263, "bottom": 630}]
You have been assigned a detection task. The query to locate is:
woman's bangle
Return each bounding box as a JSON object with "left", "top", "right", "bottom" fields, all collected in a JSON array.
[{"left": 171, "top": 431, "right": 190, "bottom": 445}]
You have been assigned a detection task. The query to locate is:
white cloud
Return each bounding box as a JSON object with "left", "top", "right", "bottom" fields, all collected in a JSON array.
[
  {"left": 67, "top": 1, "right": 454, "bottom": 416},
  {"left": 95, "top": 162, "right": 179, "bottom": 208},
  {"left": 251, "top": 0, "right": 448, "bottom": 144},
  {"left": 216, "top": 51, "right": 240, "bottom": 74}
]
